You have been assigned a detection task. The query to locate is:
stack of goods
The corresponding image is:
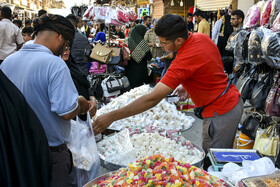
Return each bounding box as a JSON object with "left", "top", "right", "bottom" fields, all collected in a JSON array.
[
  {"left": 98, "top": 129, "right": 204, "bottom": 167},
  {"left": 92, "top": 155, "right": 228, "bottom": 187},
  {"left": 94, "top": 85, "right": 195, "bottom": 131}
]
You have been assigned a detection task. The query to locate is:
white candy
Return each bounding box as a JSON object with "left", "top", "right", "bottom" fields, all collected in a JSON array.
[{"left": 94, "top": 85, "right": 195, "bottom": 131}]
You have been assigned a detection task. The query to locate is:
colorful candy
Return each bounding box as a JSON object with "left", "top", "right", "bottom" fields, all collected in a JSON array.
[{"left": 92, "top": 155, "right": 228, "bottom": 187}]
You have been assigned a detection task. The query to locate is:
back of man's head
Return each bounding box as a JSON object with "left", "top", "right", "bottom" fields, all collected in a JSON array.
[
  {"left": 231, "top": 9, "right": 244, "bottom": 22},
  {"left": 22, "top": 26, "right": 34, "bottom": 36},
  {"left": 12, "top": 19, "right": 22, "bottom": 28},
  {"left": 25, "top": 19, "right": 32, "bottom": 26},
  {"left": 143, "top": 15, "right": 151, "bottom": 22},
  {"left": 66, "top": 14, "right": 78, "bottom": 29},
  {"left": 193, "top": 10, "right": 204, "bottom": 18},
  {"left": 33, "top": 14, "right": 75, "bottom": 45},
  {"left": 155, "top": 14, "right": 188, "bottom": 41},
  {"left": 38, "top": 9, "right": 47, "bottom": 17},
  {"left": 1, "top": 5, "right": 12, "bottom": 19}
]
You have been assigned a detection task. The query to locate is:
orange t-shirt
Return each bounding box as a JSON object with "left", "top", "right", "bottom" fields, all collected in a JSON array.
[{"left": 160, "top": 33, "right": 240, "bottom": 118}]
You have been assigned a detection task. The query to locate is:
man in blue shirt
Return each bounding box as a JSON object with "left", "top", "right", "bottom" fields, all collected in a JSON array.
[{"left": 0, "top": 14, "right": 96, "bottom": 187}]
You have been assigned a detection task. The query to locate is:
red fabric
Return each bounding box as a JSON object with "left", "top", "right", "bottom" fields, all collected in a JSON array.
[
  {"left": 160, "top": 33, "right": 240, "bottom": 118},
  {"left": 188, "top": 6, "right": 194, "bottom": 14}
]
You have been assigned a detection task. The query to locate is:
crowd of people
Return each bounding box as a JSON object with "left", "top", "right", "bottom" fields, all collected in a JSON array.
[{"left": 0, "top": 4, "right": 247, "bottom": 186}]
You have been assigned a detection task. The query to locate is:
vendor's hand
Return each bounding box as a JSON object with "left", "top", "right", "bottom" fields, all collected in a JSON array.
[
  {"left": 172, "top": 85, "right": 189, "bottom": 101},
  {"left": 92, "top": 113, "right": 114, "bottom": 135},
  {"left": 88, "top": 100, "right": 97, "bottom": 118}
]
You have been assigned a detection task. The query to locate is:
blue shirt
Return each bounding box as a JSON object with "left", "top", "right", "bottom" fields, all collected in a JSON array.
[{"left": 0, "top": 44, "right": 79, "bottom": 146}]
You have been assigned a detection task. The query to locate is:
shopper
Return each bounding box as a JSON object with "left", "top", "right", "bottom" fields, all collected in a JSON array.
[
  {"left": 144, "top": 21, "right": 164, "bottom": 59},
  {"left": 230, "top": 9, "right": 244, "bottom": 31},
  {"left": 66, "top": 14, "right": 91, "bottom": 77},
  {"left": 0, "top": 14, "right": 95, "bottom": 187},
  {"left": 143, "top": 15, "right": 152, "bottom": 30},
  {"left": 38, "top": 9, "right": 47, "bottom": 17},
  {"left": 25, "top": 19, "right": 32, "bottom": 27},
  {"left": 12, "top": 19, "right": 22, "bottom": 28},
  {"left": 125, "top": 24, "right": 152, "bottom": 88},
  {"left": 217, "top": 15, "right": 233, "bottom": 56},
  {"left": 0, "top": 70, "right": 51, "bottom": 187},
  {"left": 22, "top": 26, "right": 34, "bottom": 42},
  {"left": 212, "top": 10, "right": 225, "bottom": 45},
  {"left": 61, "top": 45, "right": 97, "bottom": 119},
  {"left": 114, "top": 26, "right": 125, "bottom": 39},
  {"left": 93, "top": 14, "right": 243, "bottom": 170},
  {"left": 194, "top": 10, "right": 210, "bottom": 36},
  {"left": 0, "top": 6, "right": 24, "bottom": 64},
  {"left": 186, "top": 13, "right": 194, "bottom": 32},
  {"left": 230, "top": 9, "right": 244, "bottom": 72}
]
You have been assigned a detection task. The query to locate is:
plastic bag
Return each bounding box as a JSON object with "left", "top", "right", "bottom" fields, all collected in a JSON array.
[
  {"left": 68, "top": 113, "right": 100, "bottom": 187},
  {"left": 83, "top": 6, "right": 95, "bottom": 20},
  {"left": 129, "top": 10, "right": 138, "bottom": 22},
  {"left": 234, "top": 30, "right": 251, "bottom": 63},
  {"left": 272, "top": 12, "right": 280, "bottom": 31},
  {"left": 262, "top": 32, "right": 280, "bottom": 69},
  {"left": 116, "top": 6, "right": 129, "bottom": 24},
  {"left": 222, "top": 157, "right": 278, "bottom": 186},
  {"left": 269, "top": 0, "right": 280, "bottom": 26},
  {"left": 261, "top": 0, "right": 273, "bottom": 26},
  {"left": 94, "top": 6, "right": 107, "bottom": 23},
  {"left": 244, "top": 5, "right": 261, "bottom": 29},
  {"left": 97, "top": 129, "right": 136, "bottom": 166}
]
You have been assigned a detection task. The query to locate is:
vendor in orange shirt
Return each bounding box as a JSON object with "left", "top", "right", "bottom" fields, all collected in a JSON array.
[{"left": 93, "top": 14, "right": 243, "bottom": 169}]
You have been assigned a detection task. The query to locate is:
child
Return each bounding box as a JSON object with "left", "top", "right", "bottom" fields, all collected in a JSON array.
[{"left": 22, "top": 26, "right": 34, "bottom": 43}]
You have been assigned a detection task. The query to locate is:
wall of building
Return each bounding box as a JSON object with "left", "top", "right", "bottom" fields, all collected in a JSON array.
[
  {"left": 237, "top": 0, "right": 254, "bottom": 15},
  {"left": 152, "top": 0, "right": 164, "bottom": 19}
]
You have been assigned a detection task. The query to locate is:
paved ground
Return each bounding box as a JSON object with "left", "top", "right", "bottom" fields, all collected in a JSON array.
[{"left": 96, "top": 112, "right": 203, "bottom": 177}]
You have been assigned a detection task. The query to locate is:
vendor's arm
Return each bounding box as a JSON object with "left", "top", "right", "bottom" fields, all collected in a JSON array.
[
  {"left": 61, "top": 96, "right": 89, "bottom": 120},
  {"left": 93, "top": 82, "right": 173, "bottom": 134}
]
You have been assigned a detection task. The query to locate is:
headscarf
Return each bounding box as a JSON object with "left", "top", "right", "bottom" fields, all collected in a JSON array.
[
  {"left": 33, "top": 14, "right": 75, "bottom": 46},
  {"left": 221, "top": 15, "right": 225, "bottom": 34},
  {"left": 128, "top": 24, "right": 150, "bottom": 63},
  {"left": 95, "top": 32, "right": 106, "bottom": 43}
]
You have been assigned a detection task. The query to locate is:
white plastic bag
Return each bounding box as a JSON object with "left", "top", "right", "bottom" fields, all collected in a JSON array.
[{"left": 68, "top": 112, "right": 100, "bottom": 187}]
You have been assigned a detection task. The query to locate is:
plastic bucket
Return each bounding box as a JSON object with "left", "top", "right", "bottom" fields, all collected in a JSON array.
[{"left": 237, "top": 133, "right": 254, "bottom": 149}]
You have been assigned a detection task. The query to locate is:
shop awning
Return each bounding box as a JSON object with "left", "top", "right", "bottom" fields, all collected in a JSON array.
[{"left": 195, "top": 0, "right": 232, "bottom": 11}]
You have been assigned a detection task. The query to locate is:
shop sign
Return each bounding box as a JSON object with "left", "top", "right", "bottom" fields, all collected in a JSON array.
[
  {"left": 137, "top": 0, "right": 150, "bottom": 5},
  {"left": 137, "top": 7, "right": 150, "bottom": 18},
  {"left": 21, "top": 0, "right": 28, "bottom": 6}
]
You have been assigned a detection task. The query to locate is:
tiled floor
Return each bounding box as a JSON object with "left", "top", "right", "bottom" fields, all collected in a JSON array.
[{"left": 96, "top": 112, "right": 203, "bottom": 177}]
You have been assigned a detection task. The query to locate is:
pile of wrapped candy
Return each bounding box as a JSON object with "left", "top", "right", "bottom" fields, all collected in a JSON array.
[
  {"left": 94, "top": 85, "right": 195, "bottom": 131},
  {"left": 98, "top": 130, "right": 204, "bottom": 166},
  {"left": 92, "top": 155, "right": 228, "bottom": 187}
]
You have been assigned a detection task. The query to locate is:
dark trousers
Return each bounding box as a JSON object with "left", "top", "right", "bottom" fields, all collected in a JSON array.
[
  {"left": 0, "top": 60, "right": 3, "bottom": 64},
  {"left": 50, "top": 144, "right": 77, "bottom": 187}
]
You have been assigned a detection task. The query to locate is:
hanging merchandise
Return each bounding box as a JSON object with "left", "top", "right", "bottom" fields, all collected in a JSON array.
[
  {"left": 250, "top": 71, "right": 274, "bottom": 110},
  {"left": 96, "top": 0, "right": 110, "bottom": 4},
  {"left": 253, "top": 123, "right": 279, "bottom": 156},
  {"left": 83, "top": 6, "right": 95, "bottom": 20},
  {"left": 234, "top": 30, "right": 251, "bottom": 63},
  {"left": 268, "top": 0, "right": 280, "bottom": 27},
  {"left": 235, "top": 67, "right": 258, "bottom": 100},
  {"left": 243, "top": 5, "right": 261, "bottom": 29},
  {"left": 242, "top": 112, "right": 267, "bottom": 140},
  {"left": 262, "top": 32, "right": 280, "bottom": 69},
  {"left": 272, "top": 12, "right": 280, "bottom": 31},
  {"left": 128, "top": 10, "right": 137, "bottom": 22},
  {"left": 260, "top": 0, "right": 272, "bottom": 26},
  {"left": 265, "top": 73, "right": 280, "bottom": 117},
  {"left": 116, "top": 6, "right": 129, "bottom": 24},
  {"left": 248, "top": 29, "right": 264, "bottom": 64}
]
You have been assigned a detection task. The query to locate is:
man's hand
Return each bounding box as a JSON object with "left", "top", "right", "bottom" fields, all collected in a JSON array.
[
  {"left": 172, "top": 85, "right": 189, "bottom": 101},
  {"left": 92, "top": 113, "right": 114, "bottom": 135},
  {"left": 88, "top": 100, "right": 97, "bottom": 118}
]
